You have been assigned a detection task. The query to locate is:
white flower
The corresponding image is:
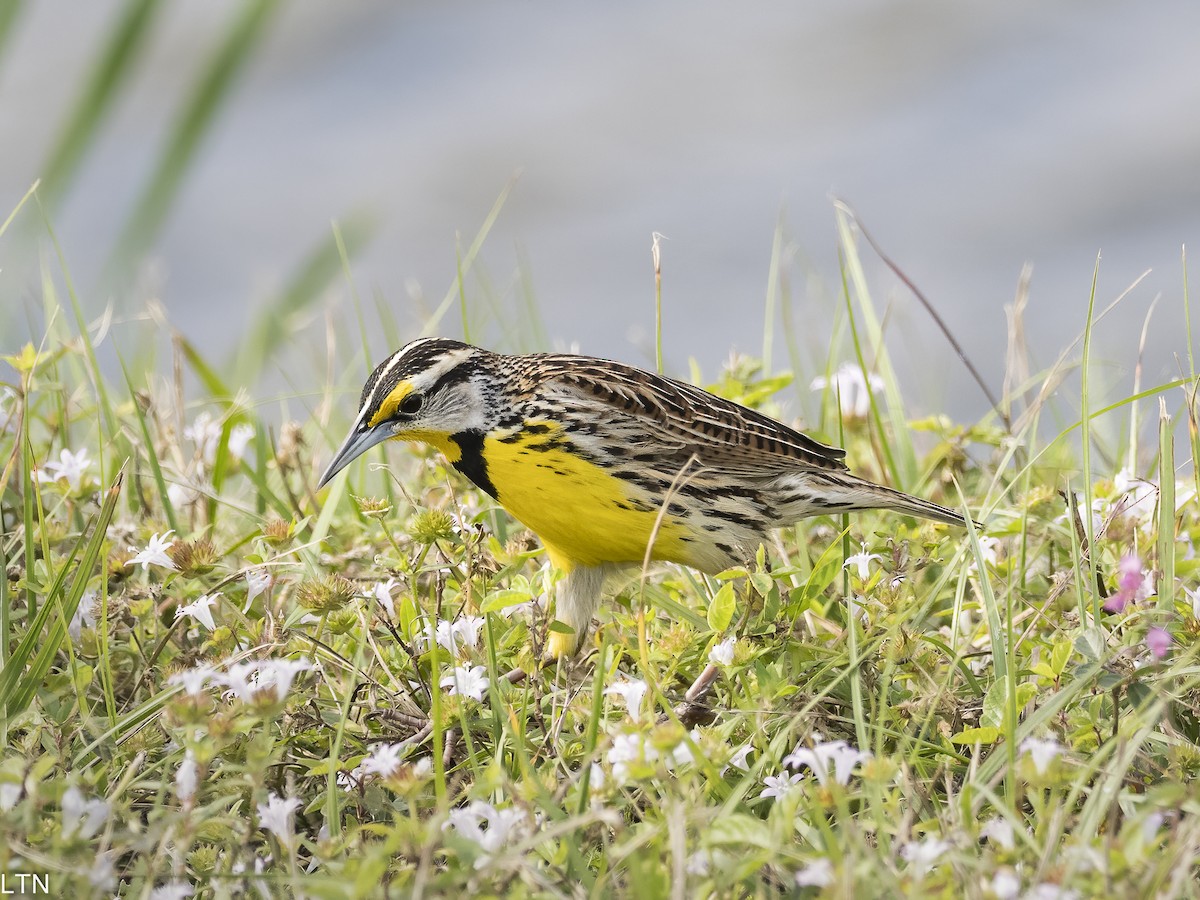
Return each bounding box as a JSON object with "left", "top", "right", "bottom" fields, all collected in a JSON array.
[
  {"left": 169, "top": 664, "right": 218, "bottom": 697},
  {"left": 444, "top": 801, "right": 527, "bottom": 867},
  {"left": 1020, "top": 737, "right": 1064, "bottom": 775},
  {"left": 759, "top": 772, "right": 805, "bottom": 800},
  {"left": 62, "top": 786, "right": 109, "bottom": 840},
  {"left": 37, "top": 447, "right": 92, "bottom": 491},
  {"left": 129, "top": 531, "right": 178, "bottom": 571},
  {"left": 726, "top": 744, "right": 754, "bottom": 773},
  {"left": 1187, "top": 585, "right": 1200, "bottom": 620},
  {"left": 605, "top": 677, "right": 649, "bottom": 722},
  {"left": 176, "top": 593, "right": 219, "bottom": 631},
  {"left": 245, "top": 569, "right": 273, "bottom": 610},
  {"left": 253, "top": 657, "right": 314, "bottom": 701},
  {"left": 175, "top": 750, "right": 199, "bottom": 803},
  {"left": 0, "top": 783, "right": 21, "bottom": 811},
  {"left": 900, "top": 835, "right": 951, "bottom": 874},
  {"left": 441, "top": 665, "right": 489, "bottom": 701},
  {"left": 1110, "top": 468, "right": 1157, "bottom": 526},
  {"left": 453, "top": 615, "right": 485, "bottom": 650},
  {"left": 782, "top": 739, "right": 870, "bottom": 786},
  {"left": 810, "top": 363, "right": 883, "bottom": 420},
  {"left": 686, "top": 850, "right": 711, "bottom": 876},
  {"left": 981, "top": 817, "right": 1016, "bottom": 851},
  {"left": 148, "top": 883, "right": 194, "bottom": 900},
  {"left": 843, "top": 544, "right": 881, "bottom": 580},
  {"left": 990, "top": 868, "right": 1020, "bottom": 899},
  {"left": 607, "top": 731, "right": 657, "bottom": 784},
  {"left": 228, "top": 423, "right": 255, "bottom": 461},
  {"left": 69, "top": 590, "right": 99, "bottom": 642},
  {"left": 708, "top": 636, "right": 736, "bottom": 666},
  {"left": 972, "top": 535, "right": 1002, "bottom": 570},
  {"left": 88, "top": 853, "right": 116, "bottom": 890},
  {"left": 795, "top": 858, "right": 835, "bottom": 887},
  {"left": 359, "top": 743, "right": 405, "bottom": 779},
  {"left": 588, "top": 762, "right": 605, "bottom": 791},
  {"left": 184, "top": 412, "right": 223, "bottom": 466},
  {"left": 1142, "top": 812, "right": 1164, "bottom": 842},
  {"left": 257, "top": 792, "right": 301, "bottom": 847},
  {"left": 167, "top": 481, "right": 199, "bottom": 509},
  {"left": 217, "top": 661, "right": 259, "bottom": 701},
  {"left": 372, "top": 579, "right": 397, "bottom": 618}
]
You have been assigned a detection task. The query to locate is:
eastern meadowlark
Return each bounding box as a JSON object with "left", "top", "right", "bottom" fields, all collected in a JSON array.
[{"left": 318, "top": 338, "right": 971, "bottom": 657}]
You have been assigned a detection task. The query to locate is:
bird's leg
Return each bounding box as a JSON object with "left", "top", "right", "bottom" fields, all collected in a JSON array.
[{"left": 545, "top": 562, "right": 607, "bottom": 659}]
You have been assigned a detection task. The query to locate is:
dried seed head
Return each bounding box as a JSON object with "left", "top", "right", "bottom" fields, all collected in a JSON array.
[
  {"left": 407, "top": 508, "right": 456, "bottom": 545},
  {"left": 170, "top": 538, "right": 219, "bottom": 576},
  {"left": 296, "top": 574, "right": 356, "bottom": 613},
  {"left": 262, "top": 519, "right": 295, "bottom": 547},
  {"left": 352, "top": 494, "right": 392, "bottom": 520}
]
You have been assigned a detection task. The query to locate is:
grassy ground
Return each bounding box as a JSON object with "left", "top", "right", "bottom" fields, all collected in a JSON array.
[{"left": 1, "top": 220, "right": 1199, "bottom": 899}]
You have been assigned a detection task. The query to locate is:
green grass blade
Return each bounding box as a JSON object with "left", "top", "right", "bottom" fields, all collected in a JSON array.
[
  {"left": 40, "top": 0, "right": 162, "bottom": 205},
  {"left": 110, "top": 0, "right": 281, "bottom": 266}
]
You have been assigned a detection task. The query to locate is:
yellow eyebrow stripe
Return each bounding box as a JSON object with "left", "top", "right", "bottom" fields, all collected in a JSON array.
[{"left": 368, "top": 381, "right": 415, "bottom": 427}]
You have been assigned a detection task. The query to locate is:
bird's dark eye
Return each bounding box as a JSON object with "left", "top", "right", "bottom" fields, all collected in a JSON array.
[{"left": 398, "top": 393, "right": 424, "bottom": 416}]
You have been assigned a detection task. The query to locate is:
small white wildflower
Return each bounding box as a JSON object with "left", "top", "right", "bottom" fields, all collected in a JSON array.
[
  {"left": 1020, "top": 737, "right": 1064, "bottom": 775},
  {"left": 440, "top": 665, "right": 489, "bottom": 701},
  {"left": 175, "top": 750, "right": 199, "bottom": 804},
  {"left": 88, "top": 853, "right": 116, "bottom": 890},
  {"left": 810, "top": 363, "right": 883, "bottom": 420},
  {"left": 708, "top": 636, "right": 736, "bottom": 666},
  {"left": 607, "top": 730, "right": 658, "bottom": 784},
  {"left": 452, "top": 615, "right": 485, "bottom": 650},
  {"left": 245, "top": 569, "right": 273, "bottom": 610},
  {"left": 413, "top": 756, "right": 432, "bottom": 777},
  {"left": 981, "top": 817, "right": 1016, "bottom": 851},
  {"left": 372, "top": 579, "right": 397, "bottom": 618},
  {"left": 253, "top": 657, "right": 314, "bottom": 701},
  {"left": 184, "top": 412, "right": 223, "bottom": 466},
  {"left": 37, "top": 447, "right": 92, "bottom": 491},
  {"left": 166, "top": 482, "right": 198, "bottom": 509},
  {"left": 588, "top": 762, "right": 605, "bottom": 791},
  {"left": 62, "top": 786, "right": 109, "bottom": 840},
  {"left": 686, "top": 850, "right": 711, "bottom": 876},
  {"left": 257, "top": 792, "right": 302, "bottom": 847},
  {"left": 176, "top": 593, "right": 219, "bottom": 631},
  {"left": 726, "top": 744, "right": 754, "bottom": 773},
  {"left": 148, "top": 883, "right": 194, "bottom": 900},
  {"left": 169, "top": 664, "right": 218, "bottom": 697},
  {"left": 759, "top": 771, "right": 805, "bottom": 800},
  {"left": 900, "top": 835, "right": 951, "bottom": 874},
  {"left": 795, "top": 858, "right": 834, "bottom": 888},
  {"left": 990, "top": 868, "right": 1020, "bottom": 899},
  {"left": 843, "top": 544, "right": 881, "bottom": 580},
  {"left": 443, "top": 801, "right": 527, "bottom": 867},
  {"left": 359, "top": 743, "right": 405, "bottom": 779},
  {"left": 69, "top": 590, "right": 99, "bottom": 642},
  {"left": 1186, "top": 585, "right": 1200, "bottom": 620},
  {"left": 973, "top": 535, "right": 1002, "bottom": 569},
  {"left": 228, "top": 423, "right": 255, "bottom": 461},
  {"left": 783, "top": 739, "right": 870, "bottom": 786},
  {"left": 216, "top": 661, "right": 260, "bottom": 701},
  {"left": 129, "top": 531, "right": 178, "bottom": 571},
  {"left": 1142, "top": 812, "right": 1165, "bottom": 843},
  {"left": 0, "top": 783, "right": 21, "bottom": 811},
  {"left": 605, "top": 677, "right": 649, "bottom": 722}
]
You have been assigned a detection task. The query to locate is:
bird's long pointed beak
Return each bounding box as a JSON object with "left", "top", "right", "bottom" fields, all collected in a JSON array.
[{"left": 317, "top": 425, "right": 392, "bottom": 489}]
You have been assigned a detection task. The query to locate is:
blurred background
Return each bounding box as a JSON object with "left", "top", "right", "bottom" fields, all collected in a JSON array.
[{"left": 1, "top": 0, "right": 1198, "bottom": 423}]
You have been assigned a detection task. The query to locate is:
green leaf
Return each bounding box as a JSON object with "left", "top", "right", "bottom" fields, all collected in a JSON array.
[
  {"left": 707, "top": 582, "right": 736, "bottom": 632},
  {"left": 706, "top": 813, "right": 776, "bottom": 850},
  {"left": 548, "top": 621, "right": 575, "bottom": 635},
  {"left": 951, "top": 726, "right": 1002, "bottom": 745},
  {"left": 481, "top": 589, "right": 532, "bottom": 614},
  {"left": 982, "top": 680, "right": 1037, "bottom": 730}
]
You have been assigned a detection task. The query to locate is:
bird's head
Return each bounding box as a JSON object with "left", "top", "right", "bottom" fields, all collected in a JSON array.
[{"left": 317, "top": 338, "right": 497, "bottom": 487}]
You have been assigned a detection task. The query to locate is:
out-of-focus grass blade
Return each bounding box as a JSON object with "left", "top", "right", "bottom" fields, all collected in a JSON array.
[
  {"left": 41, "top": 0, "right": 163, "bottom": 206},
  {"left": 1, "top": 471, "right": 122, "bottom": 720},
  {"left": 0, "top": 0, "right": 24, "bottom": 63},
  {"left": 117, "top": 352, "right": 178, "bottom": 533},
  {"left": 111, "top": 0, "right": 280, "bottom": 267},
  {"left": 235, "top": 213, "right": 376, "bottom": 385},
  {"left": 178, "top": 334, "right": 233, "bottom": 399},
  {"left": 1158, "top": 399, "right": 1174, "bottom": 612}
]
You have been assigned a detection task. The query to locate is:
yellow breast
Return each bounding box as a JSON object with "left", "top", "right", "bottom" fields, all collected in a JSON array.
[{"left": 482, "top": 422, "right": 692, "bottom": 571}]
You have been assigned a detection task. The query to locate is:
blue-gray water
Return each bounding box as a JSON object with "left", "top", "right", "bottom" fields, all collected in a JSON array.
[{"left": 2, "top": 1, "right": 1198, "bottom": 424}]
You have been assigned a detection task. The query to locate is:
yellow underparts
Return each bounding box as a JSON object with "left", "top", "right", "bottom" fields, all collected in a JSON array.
[{"left": 482, "top": 421, "right": 691, "bottom": 569}]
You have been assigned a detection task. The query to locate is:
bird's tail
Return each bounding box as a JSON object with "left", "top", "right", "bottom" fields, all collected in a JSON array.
[{"left": 778, "top": 470, "right": 974, "bottom": 527}]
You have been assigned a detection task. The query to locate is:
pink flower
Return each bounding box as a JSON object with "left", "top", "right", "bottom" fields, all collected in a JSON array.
[
  {"left": 1103, "top": 553, "right": 1145, "bottom": 613},
  {"left": 1146, "top": 627, "right": 1171, "bottom": 660}
]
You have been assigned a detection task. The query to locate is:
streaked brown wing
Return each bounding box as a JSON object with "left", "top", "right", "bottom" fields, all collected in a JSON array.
[{"left": 525, "top": 354, "right": 849, "bottom": 474}]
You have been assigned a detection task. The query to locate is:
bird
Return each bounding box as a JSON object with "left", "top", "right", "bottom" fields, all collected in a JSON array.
[{"left": 317, "top": 337, "right": 972, "bottom": 658}]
